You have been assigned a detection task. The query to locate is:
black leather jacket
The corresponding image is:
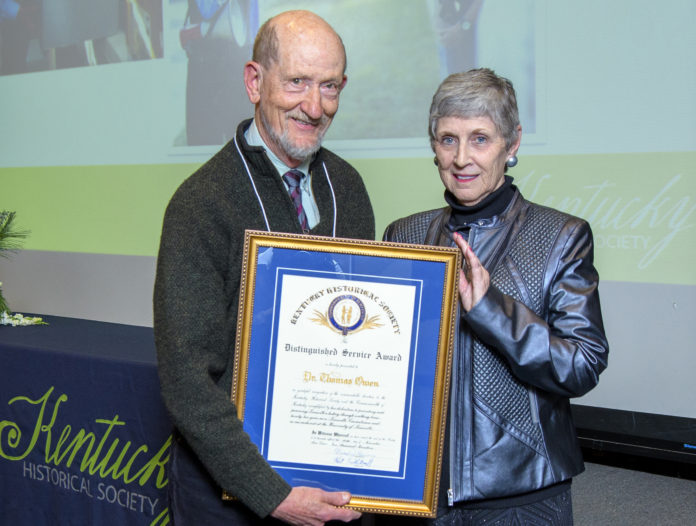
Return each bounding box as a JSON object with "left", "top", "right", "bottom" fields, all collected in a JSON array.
[{"left": 383, "top": 190, "right": 608, "bottom": 504}]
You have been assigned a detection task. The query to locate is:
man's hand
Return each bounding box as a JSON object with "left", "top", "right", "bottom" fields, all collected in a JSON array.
[
  {"left": 270, "top": 486, "right": 361, "bottom": 526},
  {"left": 453, "top": 232, "right": 490, "bottom": 312}
]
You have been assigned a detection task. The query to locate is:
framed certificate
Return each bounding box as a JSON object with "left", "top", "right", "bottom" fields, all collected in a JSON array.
[{"left": 227, "top": 230, "right": 460, "bottom": 517}]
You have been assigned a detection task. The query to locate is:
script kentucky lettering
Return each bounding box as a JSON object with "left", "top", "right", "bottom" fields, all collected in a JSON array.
[
  {"left": 517, "top": 172, "right": 694, "bottom": 271},
  {"left": 0, "top": 386, "right": 171, "bottom": 525}
]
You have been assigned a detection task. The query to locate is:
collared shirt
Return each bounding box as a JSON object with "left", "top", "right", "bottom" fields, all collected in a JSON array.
[{"left": 245, "top": 120, "right": 320, "bottom": 229}]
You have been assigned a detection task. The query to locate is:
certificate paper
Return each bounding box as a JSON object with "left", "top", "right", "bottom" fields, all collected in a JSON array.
[
  {"left": 268, "top": 274, "right": 416, "bottom": 472},
  {"left": 228, "top": 231, "right": 460, "bottom": 517}
]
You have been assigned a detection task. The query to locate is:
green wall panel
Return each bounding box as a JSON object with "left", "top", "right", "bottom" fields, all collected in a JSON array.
[
  {"left": 1, "top": 164, "right": 196, "bottom": 257},
  {"left": 2, "top": 151, "right": 694, "bottom": 285}
]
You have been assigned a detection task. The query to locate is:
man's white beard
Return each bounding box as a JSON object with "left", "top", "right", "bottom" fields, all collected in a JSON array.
[{"left": 261, "top": 110, "right": 328, "bottom": 162}]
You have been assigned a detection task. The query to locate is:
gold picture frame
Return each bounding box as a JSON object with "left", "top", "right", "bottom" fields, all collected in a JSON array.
[{"left": 225, "top": 230, "right": 460, "bottom": 517}]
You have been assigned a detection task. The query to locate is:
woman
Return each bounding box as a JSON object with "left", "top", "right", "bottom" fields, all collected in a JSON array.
[{"left": 381, "top": 69, "right": 609, "bottom": 524}]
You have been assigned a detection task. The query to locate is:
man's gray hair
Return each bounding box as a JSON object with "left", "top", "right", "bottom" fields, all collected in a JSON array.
[
  {"left": 428, "top": 68, "right": 520, "bottom": 150},
  {"left": 251, "top": 18, "right": 280, "bottom": 68}
]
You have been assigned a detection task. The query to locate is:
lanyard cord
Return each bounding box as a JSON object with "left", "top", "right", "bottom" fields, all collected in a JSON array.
[
  {"left": 322, "top": 161, "right": 337, "bottom": 237},
  {"left": 234, "top": 136, "right": 271, "bottom": 232},
  {"left": 235, "top": 136, "right": 337, "bottom": 236}
]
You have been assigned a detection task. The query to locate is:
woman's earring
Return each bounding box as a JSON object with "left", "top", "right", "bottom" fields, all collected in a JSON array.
[
  {"left": 506, "top": 155, "right": 518, "bottom": 168},
  {"left": 433, "top": 156, "right": 439, "bottom": 167}
]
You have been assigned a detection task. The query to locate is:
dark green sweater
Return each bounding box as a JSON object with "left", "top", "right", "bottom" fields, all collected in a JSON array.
[{"left": 153, "top": 120, "right": 375, "bottom": 517}]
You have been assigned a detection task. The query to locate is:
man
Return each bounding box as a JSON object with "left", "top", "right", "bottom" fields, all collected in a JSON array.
[{"left": 154, "top": 10, "right": 374, "bottom": 525}]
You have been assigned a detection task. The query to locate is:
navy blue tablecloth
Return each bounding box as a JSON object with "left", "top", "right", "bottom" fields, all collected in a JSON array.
[{"left": 0, "top": 315, "right": 173, "bottom": 525}]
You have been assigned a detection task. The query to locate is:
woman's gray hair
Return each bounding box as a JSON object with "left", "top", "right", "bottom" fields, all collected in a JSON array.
[{"left": 428, "top": 68, "right": 520, "bottom": 150}]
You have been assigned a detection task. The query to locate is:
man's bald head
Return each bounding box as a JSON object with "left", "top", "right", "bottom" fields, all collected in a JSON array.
[{"left": 252, "top": 10, "right": 347, "bottom": 74}]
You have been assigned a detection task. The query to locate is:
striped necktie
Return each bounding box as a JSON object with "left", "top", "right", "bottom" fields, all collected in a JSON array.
[{"left": 282, "top": 169, "right": 308, "bottom": 231}]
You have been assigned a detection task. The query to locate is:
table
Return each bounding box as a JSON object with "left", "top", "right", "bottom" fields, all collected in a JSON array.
[{"left": 0, "top": 315, "right": 172, "bottom": 525}]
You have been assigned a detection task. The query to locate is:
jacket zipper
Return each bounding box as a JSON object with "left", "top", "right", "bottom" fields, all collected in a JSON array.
[{"left": 528, "top": 388, "right": 540, "bottom": 424}]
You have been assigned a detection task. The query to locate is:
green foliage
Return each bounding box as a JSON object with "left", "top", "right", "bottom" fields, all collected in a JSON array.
[
  {"left": 0, "top": 210, "right": 29, "bottom": 314},
  {"left": 0, "top": 210, "right": 29, "bottom": 255},
  {"left": 0, "top": 287, "right": 8, "bottom": 314}
]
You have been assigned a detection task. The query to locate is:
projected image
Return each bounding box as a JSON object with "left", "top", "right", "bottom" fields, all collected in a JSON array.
[
  {"left": 165, "top": 0, "right": 536, "bottom": 147},
  {"left": 428, "top": 0, "right": 484, "bottom": 81},
  {"left": 0, "top": 0, "right": 163, "bottom": 76},
  {"left": 428, "top": 0, "right": 535, "bottom": 136},
  {"left": 330, "top": 0, "right": 536, "bottom": 141},
  {"left": 173, "top": 0, "right": 257, "bottom": 146},
  {"left": 0, "top": 0, "right": 539, "bottom": 158}
]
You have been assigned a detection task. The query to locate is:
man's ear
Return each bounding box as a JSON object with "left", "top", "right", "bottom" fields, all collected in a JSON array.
[{"left": 244, "top": 61, "right": 262, "bottom": 104}]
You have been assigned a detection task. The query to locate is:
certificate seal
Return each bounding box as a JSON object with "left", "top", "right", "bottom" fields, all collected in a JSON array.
[{"left": 327, "top": 295, "right": 366, "bottom": 336}]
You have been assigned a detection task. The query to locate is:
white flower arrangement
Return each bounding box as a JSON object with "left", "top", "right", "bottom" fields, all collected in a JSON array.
[{"left": 0, "top": 307, "right": 46, "bottom": 326}]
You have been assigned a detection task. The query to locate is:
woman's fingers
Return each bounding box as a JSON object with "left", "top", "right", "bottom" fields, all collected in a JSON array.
[{"left": 453, "top": 233, "right": 490, "bottom": 311}]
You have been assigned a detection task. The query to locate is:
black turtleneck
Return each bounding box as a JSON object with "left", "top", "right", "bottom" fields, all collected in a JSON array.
[{"left": 446, "top": 175, "right": 516, "bottom": 232}]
